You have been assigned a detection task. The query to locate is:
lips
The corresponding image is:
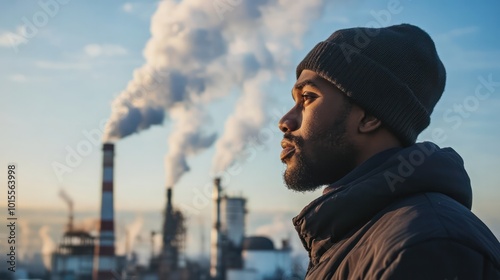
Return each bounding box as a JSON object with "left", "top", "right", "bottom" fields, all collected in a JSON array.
[{"left": 280, "top": 140, "right": 296, "bottom": 161}]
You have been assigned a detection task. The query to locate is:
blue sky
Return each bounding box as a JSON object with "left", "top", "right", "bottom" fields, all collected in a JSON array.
[{"left": 1, "top": 0, "right": 499, "bottom": 262}]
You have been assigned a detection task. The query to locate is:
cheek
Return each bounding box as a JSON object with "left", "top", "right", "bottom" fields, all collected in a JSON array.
[
  {"left": 299, "top": 110, "right": 318, "bottom": 140},
  {"left": 301, "top": 105, "right": 331, "bottom": 140}
]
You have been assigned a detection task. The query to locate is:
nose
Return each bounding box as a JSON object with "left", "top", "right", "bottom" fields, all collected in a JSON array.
[{"left": 278, "top": 108, "right": 299, "bottom": 133}]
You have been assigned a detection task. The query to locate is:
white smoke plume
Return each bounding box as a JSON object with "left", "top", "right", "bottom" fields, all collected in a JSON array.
[
  {"left": 39, "top": 226, "right": 56, "bottom": 269},
  {"left": 103, "top": 0, "right": 326, "bottom": 184},
  {"left": 212, "top": 0, "right": 326, "bottom": 172},
  {"left": 127, "top": 216, "right": 144, "bottom": 255},
  {"left": 18, "top": 220, "right": 31, "bottom": 261},
  {"left": 255, "top": 214, "right": 290, "bottom": 240},
  {"left": 73, "top": 218, "right": 99, "bottom": 234},
  {"left": 212, "top": 72, "right": 269, "bottom": 172},
  {"left": 165, "top": 105, "right": 217, "bottom": 186},
  {"left": 116, "top": 216, "right": 144, "bottom": 257}
]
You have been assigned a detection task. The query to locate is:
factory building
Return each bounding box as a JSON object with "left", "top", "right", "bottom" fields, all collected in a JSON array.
[
  {"left": 51, "top": 179, "right": 96, "bottom": 280},
  {"left": 158, "top": 187, "right": 187, "bottom": 280},
  {"left": 241, "top": 237, "right": 292, "bottom": 280},
  {"left": 225, "top": 237, "right": 292, "bottom": 280},
  {"left": 51, "top": 231, "right": 95, "bottom": 280},
  {"left": 220, "top": 190, "right": 246, "bottom": 270},
  {"left": 221, "top": 196, "right": 246, "bottom": 249},
  {"left": 210, "top": 178, "right": 292, "bottom": 280}
]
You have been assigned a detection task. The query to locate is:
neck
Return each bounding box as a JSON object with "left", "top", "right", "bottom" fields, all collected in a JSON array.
[{"left": 356, "top": 136, "right": 402, "bottom": 166}]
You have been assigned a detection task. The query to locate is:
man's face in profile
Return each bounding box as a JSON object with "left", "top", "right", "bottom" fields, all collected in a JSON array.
[{"left": 279, "top": 70, "right": 358, "bottom": 192}]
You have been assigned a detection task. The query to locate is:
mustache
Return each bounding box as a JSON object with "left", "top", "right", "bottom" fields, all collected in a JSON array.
[{"left": 283, "top": 133, "right": 304, "bottom": 147}]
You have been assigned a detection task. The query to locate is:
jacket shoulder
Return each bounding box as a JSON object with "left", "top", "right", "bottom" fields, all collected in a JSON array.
[
  {"left": 371, "top": 193, "right": 500, "bottom": 253},
  {"left": 365, "top": 192, "right": 500, "bottom": 278},
  {"left": 304, "top": 193, "right": 500, "bottom": 279},
  {"left": 380, "top": 238, "right": 500, "bottom": 280}
]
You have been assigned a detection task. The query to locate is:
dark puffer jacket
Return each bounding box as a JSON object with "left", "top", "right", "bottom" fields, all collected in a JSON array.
[{"left": 293, "top": 142, "right": 500, "bottom": 279}]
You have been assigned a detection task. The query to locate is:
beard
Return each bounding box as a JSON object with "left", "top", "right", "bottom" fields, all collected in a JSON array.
[{"left": 283, "top": 106, "right": 358, "bottom": 192}]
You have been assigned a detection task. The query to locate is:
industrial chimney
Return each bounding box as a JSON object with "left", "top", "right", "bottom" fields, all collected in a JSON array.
[
  {"left": 159, "top": 187, "right": 186, "bottom": 280},
  {"left": 160, "top": 188, "right": 177, "bottom": 274},
  {"left": 210, "top": 177, "right": 224, "bottom": 280},
  {"left": 93, "top": 143, "right": 117, "bottom": 280},
  {"left": 58, "top": 188, "right": 74, "bottom": 233}
]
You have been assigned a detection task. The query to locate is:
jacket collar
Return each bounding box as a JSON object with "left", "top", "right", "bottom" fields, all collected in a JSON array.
[{"left": 292, "top": 142, "right": 472, "bottom": 264}]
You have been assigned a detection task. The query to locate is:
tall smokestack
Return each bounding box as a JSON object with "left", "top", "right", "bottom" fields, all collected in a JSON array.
[
  {"left": 159, "top": 187, "right": 179, "bottom": 279},
  {"left": 166, "top": 188, "right": 173, "bottom": 215},
  {"left": 93, "top": 143, "right": 117, "bottom": 280},
  {"left": 58, "top": 188, "right": 74, "bottom": 232},
  {"left": 68, "top": 204, "right": 73, "bottom": 232},
  {"left": 210, "top": 177, "right": 224, "bottom": 280},
  {"left": 162, "top": 187, "right": 175, "bottom": 269}
]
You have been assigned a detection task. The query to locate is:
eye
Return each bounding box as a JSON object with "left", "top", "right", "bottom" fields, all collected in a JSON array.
[{"left": 301, "top": 92, "right": 315, "bottom": 102}]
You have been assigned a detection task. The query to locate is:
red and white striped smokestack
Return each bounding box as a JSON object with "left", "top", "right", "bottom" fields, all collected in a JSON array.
[{"left": 93, "top": 143, "right": 117, "bottom": 280}]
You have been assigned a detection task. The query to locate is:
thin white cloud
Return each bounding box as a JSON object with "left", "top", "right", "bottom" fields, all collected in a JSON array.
[
  {"left": 0, "top": 26, "right": 62, "bottom": 52},
  {"left": 0, "top": 28, "right": 28, "bottom": 48},
  {"left": 120, "top": 2, "right": 158, "bottom": 21},
  {"left": 83, "top": 43, "right": 128, "bottom": 58},
  {"left": 442, "top": 48, "right": 500, "bottom": 71},
  {"left": 123, "top": 3, "right": 134, "bottom": 13},
  {"left": 435, "top": 26, "right": 500, "bottom": 71},
  {"left": 35, "top": 60, "right": 90, "bottom": 70},
  {"left": 325, "top": 16, "right": 350, "bottom": 24},
  {"left": 31, "top": 44, "right": 127, "bottom": 72},
  {"left": 0, "top": 31, "right": 15, "bottom": 46},
  {"left": 436, "top": 26, "right": 478, "bottom": 42},
  {"left": 9, "top": 74, "right": 28, "bottom": 82}
]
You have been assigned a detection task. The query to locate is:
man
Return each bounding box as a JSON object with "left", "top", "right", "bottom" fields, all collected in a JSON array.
[{"left": 279, "top": 24, "right": 500, "bottom": 279}]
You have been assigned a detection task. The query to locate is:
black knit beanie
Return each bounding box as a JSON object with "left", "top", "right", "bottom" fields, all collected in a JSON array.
[{"left": 296, "top": 23, "right": 446, "bottom": 146}]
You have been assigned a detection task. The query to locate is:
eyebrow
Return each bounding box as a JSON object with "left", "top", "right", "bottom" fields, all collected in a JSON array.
[{"left": 291, "top": 79, "right": 321, "bottom": 100}]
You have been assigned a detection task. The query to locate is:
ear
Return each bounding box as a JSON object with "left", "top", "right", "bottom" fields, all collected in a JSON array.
[{"left": 358, "top": 111, "right": 382, "bottom": 133}]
